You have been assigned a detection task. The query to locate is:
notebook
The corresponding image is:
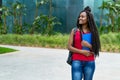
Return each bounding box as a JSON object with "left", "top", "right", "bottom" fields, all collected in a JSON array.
[{"left": 82, "top": 33, "right": 92, "bottom": 51}]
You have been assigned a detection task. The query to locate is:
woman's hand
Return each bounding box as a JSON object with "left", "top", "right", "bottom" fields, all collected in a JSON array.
[
  {"left": 81, "top": 40, "right": 92, "bottom": 50},
  {"left": 80, "top": 50, "right": 93, "bottom": 56}
]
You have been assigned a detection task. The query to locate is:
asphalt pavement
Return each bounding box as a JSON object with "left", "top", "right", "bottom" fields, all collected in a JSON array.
[{"left": 0, "top": 45, "right": 120, "bottom": 80}]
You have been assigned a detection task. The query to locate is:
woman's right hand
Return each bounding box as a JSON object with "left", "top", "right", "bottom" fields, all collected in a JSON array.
[{"left": 80, "top": 50, "right": 93, "bottom": 56}]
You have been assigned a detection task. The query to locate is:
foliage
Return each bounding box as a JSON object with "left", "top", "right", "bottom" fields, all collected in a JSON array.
[
  {"left": 99, "top": 1, "right": 120, "bottom": 34},
  {"left": 0, "top": 21, "right": 4, "bottom": 34},
  {"left": 31, "top": 0, "right": 49, "bottom": 34},
  {"left": 0, "top": 6, "right": 11, "bottom": 34},
  {"left": 34, "top": 0, "right": 48, "bottom": 18},
  {"left": 31, "top": 0, "right": 61, "bottom": 35},
  {"left": 33, "top": 14, "right": 61, "bottom": 35},
  {"left": 0, "top": 34, "right": 68, "bottom": 49},
  {"left": 0, "top": 0, "right": 61, "bottom": 35},
  {"left": 0, "top": 33, "right": 120, "bottom": 52},
  {"left": 100, "top": 32, "right": 120, "bottom": 52},
  {"left": 10, "top": 1, "right": 27, "bottom": 34}
]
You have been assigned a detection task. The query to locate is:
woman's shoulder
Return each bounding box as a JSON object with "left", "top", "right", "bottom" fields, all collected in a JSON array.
[{"left": 72, "top": 27, "right": 79, "bottom": 32}]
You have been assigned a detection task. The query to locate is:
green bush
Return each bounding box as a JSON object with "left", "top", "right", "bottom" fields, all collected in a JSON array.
[
  {"left": 100, "top": 32, "right": 120, "bottom": 52},
  {"left": 0, "top": 34, "right": 69, "bottom": 49},
  {"left": 0, "top": 32, "right": 120, "bottom": 53},
  {"left": 100, "top": 32, "right": 120, "bottom": 44}
]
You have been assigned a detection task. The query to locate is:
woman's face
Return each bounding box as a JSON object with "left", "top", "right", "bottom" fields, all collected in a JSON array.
[{"left": 79, "top": 12, "right": 88, "bottom": 25}]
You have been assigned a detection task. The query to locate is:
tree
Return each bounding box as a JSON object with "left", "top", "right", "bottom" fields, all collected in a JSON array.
[
  {"left": 10, "top": 1, "right": 26, "bottom": 34},
  {"left": 34, "top": 0, "right": 48, "bottom": 18},
  {"left": 99, "top": 0, "right": 120, "bottom": 33},
  {"left": 31, "top": 0, "right": 48, "bottom": 34},
  {"left": 0, "top": 6, "right": 11, "bottom": 34},
  {"left": 33, "top": 0, "right": 61, "bottom": 35}
]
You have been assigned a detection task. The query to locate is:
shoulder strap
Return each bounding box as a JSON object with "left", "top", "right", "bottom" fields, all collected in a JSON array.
[
  {"left": 73, "top": 27, "right": 77, "bottom": 35},
  {"left": 73, "top": 27, "right": 82, "bottom": 47},
  {"left": 72, "top": 27, "right": 77, "bottom": 46}
]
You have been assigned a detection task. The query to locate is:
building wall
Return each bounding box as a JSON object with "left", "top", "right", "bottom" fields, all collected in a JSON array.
[
  {"left": 0, "top": 0, "right": 2, "bottom": 21},
  {"left": 66, "top": 0, "right": 83, "bottom": 32},
  {"left": 2, "top": 0, "right": 105, "bottom": 33}
]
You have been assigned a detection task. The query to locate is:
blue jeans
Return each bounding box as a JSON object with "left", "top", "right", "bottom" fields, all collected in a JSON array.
[{"left": 71, "top": 60, "right": 95, "bottom": 80}]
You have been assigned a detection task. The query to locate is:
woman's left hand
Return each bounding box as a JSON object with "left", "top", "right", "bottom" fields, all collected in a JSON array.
[{"left": 81, "top": 40, "right": 92, "bottom": 49}]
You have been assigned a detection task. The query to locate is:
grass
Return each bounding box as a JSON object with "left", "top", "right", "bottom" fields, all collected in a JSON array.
[
  {"left": 0, "top": 47, "right": 17, "bottom": 54},
  {"left": 0, "top": 32, "right": 120, "bottom": 53},
  {"left": 0, "top": 34, "right": 68, "bottom": 49}
]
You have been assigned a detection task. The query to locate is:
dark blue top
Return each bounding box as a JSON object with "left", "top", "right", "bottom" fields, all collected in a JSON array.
[{"left": 82, "top": 33, "right": 92, "bottom": 51}]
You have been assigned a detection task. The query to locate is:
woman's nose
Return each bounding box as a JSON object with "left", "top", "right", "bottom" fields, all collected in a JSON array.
[{"left": 79, "top": 17, "right": 81, "bottom": 20}]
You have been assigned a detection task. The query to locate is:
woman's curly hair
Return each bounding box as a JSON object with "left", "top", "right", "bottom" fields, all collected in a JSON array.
[{"left": 77, "top": 6, "right": 101, "bottom": 56}]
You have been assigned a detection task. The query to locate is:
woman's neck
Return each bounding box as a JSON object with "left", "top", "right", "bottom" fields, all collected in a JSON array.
[
  {"left": 82, "top": 24, "right": 88, "bottom": 29},
  {"left": 82, "top": 24, "right": 90, "bottom": 33}
]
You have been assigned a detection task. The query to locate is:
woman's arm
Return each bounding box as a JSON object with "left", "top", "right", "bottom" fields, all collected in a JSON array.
[{"left": 67, "top": 29, "right": 92, "bottom": 56}]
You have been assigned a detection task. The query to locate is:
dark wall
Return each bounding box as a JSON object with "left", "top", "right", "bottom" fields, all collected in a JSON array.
[
  {"left": 50, "top": 0, "right": 84, "bottom": 33},
  {"left": 0, "top": 0, "right": 2, "bottom": 22},
  {"left": 66, "top": 0, "right": 83, "bottom": 32},
  {"left": 2, "top": 0, "right": 103, "bottom": 33}
]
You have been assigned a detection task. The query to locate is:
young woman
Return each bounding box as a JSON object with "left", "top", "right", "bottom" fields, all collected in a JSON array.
[{"left": 68, "top": 6, "right": 101, "bottom": 80}]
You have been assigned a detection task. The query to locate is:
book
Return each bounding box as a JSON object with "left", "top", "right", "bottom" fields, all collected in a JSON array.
[{"left": 82, "top": 33, "right": 92, "bottom": 51}]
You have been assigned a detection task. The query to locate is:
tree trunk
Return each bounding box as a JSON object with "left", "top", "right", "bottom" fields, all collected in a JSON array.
[
  {"left": 100, "top": 9, "right": 103, "bottom": 27},
  {"left": 47, "top": 0, "right": 52, "bottom": 35},
  {"left": 20, "top": 14, "right": 22, "bottom": 34},
  {"left": 49, "top": 0, "right": 52, "bottom": 18},
  {"left": 3, "top": 17, "right": 7, "bottom": 34}
]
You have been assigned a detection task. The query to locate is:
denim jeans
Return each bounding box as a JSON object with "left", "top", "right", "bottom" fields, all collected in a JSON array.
[{"left": 71, "top": 60, "right": 95, "bottom": 80}]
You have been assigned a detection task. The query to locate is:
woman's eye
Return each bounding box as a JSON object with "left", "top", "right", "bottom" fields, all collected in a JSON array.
[{"left": 81, "top": 16, "right": 83, "bottom": 18}]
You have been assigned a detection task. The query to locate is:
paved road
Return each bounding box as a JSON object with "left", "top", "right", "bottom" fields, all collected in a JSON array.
[{"left": 0, "top": 45, "right": 120, "bottom": 80}]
